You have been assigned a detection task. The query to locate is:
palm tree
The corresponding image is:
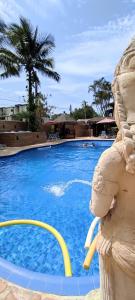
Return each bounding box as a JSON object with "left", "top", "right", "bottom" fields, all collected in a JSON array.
[
  {"left": 0, "top": 20, "right": 20, "bottom": 79},
  {"left": 0, "top": 17, "right": 60, "bottom": 130},
  {"left": 88, "top": 77, "right": 113, "bottom": 116}
]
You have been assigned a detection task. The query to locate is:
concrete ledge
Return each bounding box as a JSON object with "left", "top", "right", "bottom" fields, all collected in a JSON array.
[
  {"left": 0, "top": 277, "right": 85, "bottom": 299},
  {"left": 0, "top": 257, "right": 99, "bottom": 296},
  {"left": 0, "top": 137, "right": 114, "bottom": 157},
  {"left": 0, "top": 276, "right": 100, "bottom": 299},
  {"left": 85, "top": 289, "right": 100, "bottom": 300}
]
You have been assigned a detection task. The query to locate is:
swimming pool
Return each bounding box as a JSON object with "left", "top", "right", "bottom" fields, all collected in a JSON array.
[{"left": 0, "top": 140, "right": 112, "bottom": 280}]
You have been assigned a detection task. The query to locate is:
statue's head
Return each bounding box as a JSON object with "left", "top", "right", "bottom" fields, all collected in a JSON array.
[
  {"left": 113, "top": 39, "right": 135, "bottom": 129},
  {"left": 113, "top": 39, "right": 135, "bottom": 174}
]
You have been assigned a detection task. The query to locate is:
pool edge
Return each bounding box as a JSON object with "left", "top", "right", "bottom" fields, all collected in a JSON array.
[
  {"left": 0, "top": 257, "right": 99, "bottom": 296},
  {"left": 0, "top": 137, "right": 114, "bottom": 158}
]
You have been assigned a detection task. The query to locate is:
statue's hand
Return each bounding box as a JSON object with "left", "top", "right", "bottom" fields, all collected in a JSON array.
[{"left": 121, "top": 123, "right": 132, "bottom": 139}]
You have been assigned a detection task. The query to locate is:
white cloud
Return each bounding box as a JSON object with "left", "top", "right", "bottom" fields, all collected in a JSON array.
[
  {"left": 0, "top": 77, "right": 25, "bottom": 84},
  {"left": 0, "top": 0, "right": 24, "bottom": 22},
  {"left": 77, "top": 0, "right": 87, "bottom": 8},
  {"left": 14, "top": 90, "right": 26, "bottom": 96},
  {"left": 1, "top": 4, "right": 135, "bottom": 110},
  {"left": 0, "top": 0, "right": 65, "bottom": 23},
  {"left": 24, "top": 0, "right": 65, "bottom": 18},
  {"left": 74, "top": 15, "right": 135, "bottom": 39},
  {"left": 55, "top": 14, "right": 135, "bottom": 77},
  {"left": 57, "top": 59, "right": 114, "bottom": 77},
  {"left": 48, "top": 81, "right": 88, "bottom": 94},
  {"left": 66, "top": 0, "right": 86, "bottom": 6}
]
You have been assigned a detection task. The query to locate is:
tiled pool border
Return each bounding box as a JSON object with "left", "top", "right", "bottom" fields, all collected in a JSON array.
[
  {"left": 0, "top": 257, "right": 99, "bottom": 296},
  {"left": 0, "top": 138, "right": 112, "bottom": 295},
  {"left": 0, "top": 137, "right": 114, "bottom": 158}
]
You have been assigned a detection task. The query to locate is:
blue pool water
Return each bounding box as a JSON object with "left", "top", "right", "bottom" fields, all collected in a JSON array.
[{"left": 0, "top": 140, "right": 112, "bottom": 277}]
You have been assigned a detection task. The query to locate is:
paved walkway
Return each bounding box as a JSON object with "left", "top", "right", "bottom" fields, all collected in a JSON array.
[
  {"left": 0, "top": 140, "right": 64, "bottom": 157},
  {"left": 0, "top": 278, "right": 100, "bottom": 300},
  {"left": 0, "top": 137, "right": 112, "bottom": 157}
]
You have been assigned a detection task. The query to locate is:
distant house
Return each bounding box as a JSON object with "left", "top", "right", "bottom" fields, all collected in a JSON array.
[
  {"left": 77, "top": 116, "right": 116, "bottom": 136},
  {"left": 45, "top": 114, "right": 76, "bottom": 139},
  {"left": 0, "top": 104, "right": 27, "bottom": 121}
]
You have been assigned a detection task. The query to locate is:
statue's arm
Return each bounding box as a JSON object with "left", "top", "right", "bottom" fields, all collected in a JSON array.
[{"left": 90, "top": 147, "right": 122, "bottom": 218}]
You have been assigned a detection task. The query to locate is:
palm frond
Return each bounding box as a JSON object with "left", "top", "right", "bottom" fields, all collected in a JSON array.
[
  {"left": 8, "top": 17, "right": 33, "bottom": 54},
  {"left": 0, "top": 19, "right": 7, "bottom": 33},
  {"left": 40, "top": 47, "right": 52, "bottom": 58},
  {"left": 0, "top": 19, "right": 8, "bottom": 46},
  {"left": 0, "top": 65, "right": 20, "bottom": 79},
  {"left": 35, "top": 58, "right": 54, "bottom": 69},
  {"left": 0, "top": 47, "right": 19, "bottom": 61},
  {"left": 19, "top": 17, "right": 33, "bottom": 38},
  {"left": 36, "top": 34, "right": 55, "bottom": 54},
  {"left": 36, "top": 65, "right": 60, "bottom": 82},
  {"left": 33, "top": 27, "right": 38, "bottom": 44}
]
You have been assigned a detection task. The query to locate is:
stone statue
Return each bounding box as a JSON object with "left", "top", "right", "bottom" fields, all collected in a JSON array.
[{"left": 90, "top": 39, "right": 135, "bottom": 300}]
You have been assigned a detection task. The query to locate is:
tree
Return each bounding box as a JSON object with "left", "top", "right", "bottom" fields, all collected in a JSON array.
[
  {"left": 35, "top": 93, "right": 47, "bottom": 128},
  {"left": 105, "top": 102, "right": 114, "bottom": 117},
  {"left": 71, "top": 102, "right": 97, "bottom": 120},
  {"left": 13, "top": 94, "right": 54, "bottom": 126},
  {"left": 51, "top": 113, "right": 61, "bottom": 120},
  {"left": 88, "top": 77, "right": 113, "bottom": 116},
  {"left": 0, "top": 17, "right": 60, "bottom": 130},
  {"left": 35, "top": 93, "right": 55, "bottom": 126},
  {"left": 82, "top": 100, "right": 87, "bottom": 120},
  {"left": 13, "top": 111, "right": 30, "bottom": 121},
  {"left": 69, "top": 104, "right": 72, "bottom": 115}
]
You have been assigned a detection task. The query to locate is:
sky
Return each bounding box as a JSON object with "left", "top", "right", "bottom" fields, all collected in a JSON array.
[{"left": 0, "top": 0, "right": 135, "bottom": 114}]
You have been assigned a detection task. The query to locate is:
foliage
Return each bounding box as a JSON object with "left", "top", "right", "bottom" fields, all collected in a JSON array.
[
  {"left": 0, "top": 20, "right": 7, "bottom": 45},
  {"left": 88, "top": 77, "right": 113, "bottom": 116},
  {"left": 13, "top": 110, "right": 30, "bottom": 121},
  {"left": 0, "top": 17, "right": 60, "bottom": 131},
  {"left": 69, "top": 104, "right": 72, "bottom": 115},
  {"left": 71, "top": 101, "right": 97, "bottom": 120},
  {"left": 35, "top": 93, "right": 55, "bottom": 127},
  {"left": 105, "top": 102, "right": 114, "bottom": 116},
  {"left": 51, "top": 113, "right": 61, "bottom": 120},
  {"left": 13, "top": 94, "right": 54, "bottom": 126}
]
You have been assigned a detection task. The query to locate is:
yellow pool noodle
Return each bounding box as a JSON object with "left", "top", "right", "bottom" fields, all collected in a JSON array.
[{"left": 83, "top": 235, "right": 98, "bottom": 270}]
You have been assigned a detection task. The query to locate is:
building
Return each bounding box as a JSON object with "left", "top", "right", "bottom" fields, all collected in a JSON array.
[
  {"left": 77, "top": 117, "right": 116, "bottom": 136},
  {"left": 0, "top": 104, "right": 27, "bottom": 121},
  {"left": 44, "top": 114, "right": 76, "bottom": 139}
]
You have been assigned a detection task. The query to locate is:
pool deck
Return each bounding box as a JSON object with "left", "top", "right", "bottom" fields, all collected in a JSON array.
[
  {"left": 0, "top": 137, "right": 113, "bottom": 157},
  {"left": 0, "top": 137, "right": 104, "bottom": 299},
  {"left": 0, "top": 278, "right": 100, "bottom": 299}
]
